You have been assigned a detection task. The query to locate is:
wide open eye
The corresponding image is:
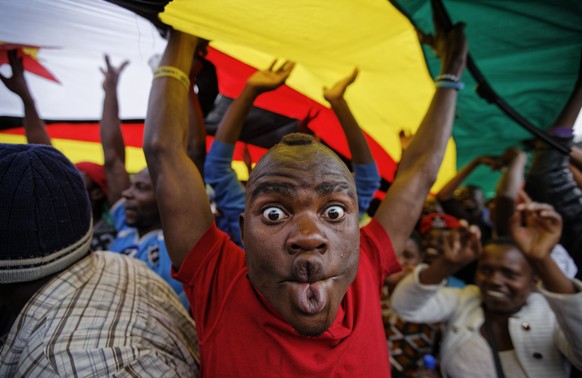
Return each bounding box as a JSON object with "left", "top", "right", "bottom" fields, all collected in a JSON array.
[
  {"left": 261, "top": 207, "right": 288, "bottom": 222},
  {"left": 323, "top": 205, "right": 346, "bottom": 221}
]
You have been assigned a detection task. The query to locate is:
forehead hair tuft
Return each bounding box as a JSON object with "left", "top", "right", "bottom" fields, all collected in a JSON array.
[
  {"left": 280, "top": 133, "right": 315, "bottom": 146},
  {"left": 248, "top": 133, "right": 350, "bottom": 187}
]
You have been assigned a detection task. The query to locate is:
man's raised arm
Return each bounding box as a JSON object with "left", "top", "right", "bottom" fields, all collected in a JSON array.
[
  {"left": 143, "top": 30, "right": 213, "bottom": 269},
  {"left": 0, "top": 50, "right": 51, "bottom": 146},
  {"left": 99, "top": 55, "right": 130, "bottom": 205},
  {"left": 323, "top": 68, "right": 380, "bottom": 217},
  {"left": 374, "top": 22, "right": 467, "bottom": 254},
  {"left": 204, "top": 60, "right": 295, "bottom": 246}
]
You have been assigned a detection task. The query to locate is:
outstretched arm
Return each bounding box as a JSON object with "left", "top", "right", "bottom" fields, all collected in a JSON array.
[
  {"left": 524, "top": 57, "right": 582, "bottom": 272},
  {"left": 143, "top": 30, "right": 213, "bottom": 269},
  {"left": 374, "top": 22, "right": 468, "bottom": 254},
  {"left": 323, "top": 68, "right": 374, "bottom": 165},
  {"left": 550, "top": 58, "right": 582, "bottom": 168},
  {"left": 493, "top": 147, "right": 527, "bottom": 236},
  {"left": 324, "top": 68, "right": 380, "bottom": 216},
  {"left": 0, "top": 50, "right": 51, "bottom": 145},
  {"left": 99, "top": 55, "right": 130, "bottom": 205},
  {"left": 390, "top": 222, "right": 480, "bottom": 324},
  {"left": 419, "top": 221, "right": 482, "bottom": 284},
  {"left": 436, "top": 155, "right": 500, "bottom": 202},
  {"left": 551, "top": 61, "right": 582, "bottom": 133},
  {"left": 214, "top": 60, "right": 295, "bottom": 144},
  {"left": 510, "top": 201, "right": 577, "bottom": 294},
  {"left": 204, "top": 60, "right": 295, "bottom": 246}
]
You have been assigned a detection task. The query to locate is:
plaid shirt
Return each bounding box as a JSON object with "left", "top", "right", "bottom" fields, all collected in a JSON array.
[{"left": 0, "top": 252, "right": 199, "bottom": 377}]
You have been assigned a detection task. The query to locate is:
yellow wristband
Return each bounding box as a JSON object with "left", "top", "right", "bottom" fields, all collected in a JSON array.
[{"left": 153, "top": 66, "right": 190, "bottom": 90}]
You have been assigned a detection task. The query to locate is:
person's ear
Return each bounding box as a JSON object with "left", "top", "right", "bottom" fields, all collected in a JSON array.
[{"left": 239, "top": 213, "right": 245, "bottom": 244}]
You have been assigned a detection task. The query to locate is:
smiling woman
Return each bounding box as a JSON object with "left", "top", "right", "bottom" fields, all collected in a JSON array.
[
  {"left": 476, "top": 240, "right": 535, "bottom": 316},
  {"left": 391, "top": 203, "right": 582, "bottom": 377}
]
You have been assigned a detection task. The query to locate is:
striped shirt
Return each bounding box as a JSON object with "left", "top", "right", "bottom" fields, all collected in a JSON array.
[{"left": 0, "top": 251, "right": 200, "bottom": 377}]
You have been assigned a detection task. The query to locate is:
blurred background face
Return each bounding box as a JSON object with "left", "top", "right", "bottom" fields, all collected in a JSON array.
[
  {"left": 421, "top": 228, "right": 448, "bottom": 265},
  {"left": 455, "top": 186, "right": 484, "bottom": 217},
  {"left": 476, "top": 243, "right": 535, "bottom": 315},
  {"left": 397, "top": 237, "right": 423, "bottom": 268},
  {"left": 422, "top": 196, "right": 443, "bottom": 218}
]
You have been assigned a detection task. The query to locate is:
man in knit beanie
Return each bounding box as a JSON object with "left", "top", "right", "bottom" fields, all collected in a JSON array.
[{"left": 0, "top": 144, "right": 200, "bottom": 376}]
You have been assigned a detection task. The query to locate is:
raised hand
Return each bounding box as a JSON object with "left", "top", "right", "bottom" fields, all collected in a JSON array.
[
  {"left": 297, "top": 108, "right": 320, "bottom": 135},
  {"left": 323, "top": 68, "right": 358, "bottom": 103},
  {"left": 500, "top": 147, "right": 526, "bottom": 166},
  {"left": 0, "top": 50, "right": 31, "bottom": 99},
  {"left": 100, "top": 55, "right": 129, "bottom": 91},
  {"left": 246, "top": 59, "right": 295, "bottom": 94},
  {"left": 510, "top": 201, "right": 562, "bottom": 262},
  {"left": 417, "top": 15, "right": 467, "bottom": 78},
  {"left": 476, "top": 155, "right": 504, "bottom": 171},
  {"left": 442, "top": 220, "right": 482, "bottom": 267},
  {"left": 418, "top": 221, "right": 481, "bottom": 285}
]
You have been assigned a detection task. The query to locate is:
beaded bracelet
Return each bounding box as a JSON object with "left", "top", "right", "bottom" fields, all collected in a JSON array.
[
  {"left": 435, "top": 79, "right": 465, "bottom": 91},
  {"left": 153, "top": 66, "right": 190, "bottom": 90}
]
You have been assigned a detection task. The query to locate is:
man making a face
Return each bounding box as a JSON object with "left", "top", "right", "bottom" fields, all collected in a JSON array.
[{"left": 143, "top": 22, "right": 467, "bottom": 376}]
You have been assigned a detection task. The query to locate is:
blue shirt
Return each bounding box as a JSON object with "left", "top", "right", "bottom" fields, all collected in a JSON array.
[
  {"left": 204, "top": 141, "right": 246, "bottom": 247},
  {"left": 109, "top": 200, "right": 189, "bottom": 309},
  {"left": 354, "top": 161, "right": 381, "bottom": 218}
]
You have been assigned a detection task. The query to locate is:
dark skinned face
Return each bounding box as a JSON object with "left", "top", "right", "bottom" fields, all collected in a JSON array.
[
  {"left": 241, "top": 143, "right": 360, "bottom": 337},
  {"left": 456, "top": 187, "right": 484, "bottom": 217},
  {"left": 398, "top": 238, "right": 423, "bottom": 268},
  {"left": 476, "top": 244, "right": 535, "bottom": 315},
  {"left": 122, "top": 169, "right": 160, "bottom": 233},
  {"left": 422, "top": 228, "right": 448, "bottom": 265}
]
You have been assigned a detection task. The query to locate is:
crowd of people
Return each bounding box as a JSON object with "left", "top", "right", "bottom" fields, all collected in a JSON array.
[{"left": 1, "top": 12, "right": 581, "bottom": 378}]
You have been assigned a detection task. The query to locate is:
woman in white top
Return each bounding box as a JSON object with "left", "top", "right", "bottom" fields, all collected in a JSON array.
[{"left": 391, "top": 201, "right": 582, "bottom": 378}]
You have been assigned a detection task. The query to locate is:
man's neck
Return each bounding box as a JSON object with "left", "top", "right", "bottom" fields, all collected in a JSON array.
[{"left": 137, "top": 222, "right": 162, "bottom": 238}]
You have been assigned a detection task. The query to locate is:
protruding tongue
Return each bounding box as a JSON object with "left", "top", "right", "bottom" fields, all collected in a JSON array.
[{"left": 295, "top": 282, "right": 326, "bottom": 315}]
